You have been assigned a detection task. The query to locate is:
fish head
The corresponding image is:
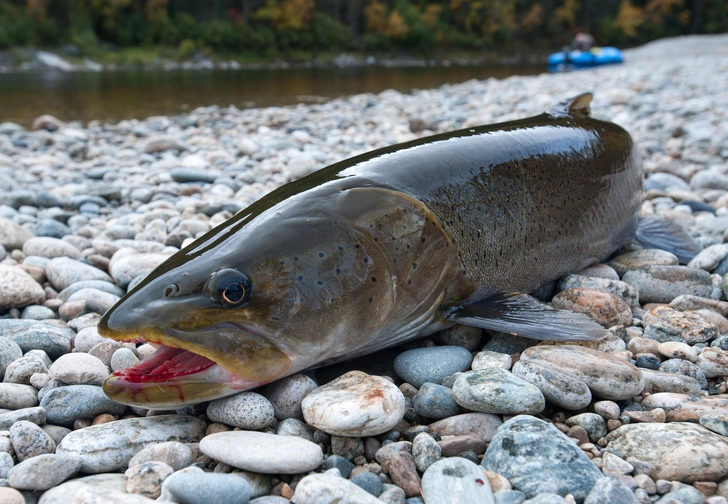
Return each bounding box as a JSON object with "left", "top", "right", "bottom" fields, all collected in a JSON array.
[{"left": 99, "top": 182, "right": 458, "bottom": 407}]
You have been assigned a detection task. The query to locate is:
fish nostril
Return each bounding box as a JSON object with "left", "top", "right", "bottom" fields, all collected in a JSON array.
[{"left": 164, "top": 284, "right": 179, "bottom": 298}]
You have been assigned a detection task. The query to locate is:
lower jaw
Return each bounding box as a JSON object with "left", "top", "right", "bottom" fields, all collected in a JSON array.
[{"left": 102, "top": 364, "right": 254, "bottom": 408}]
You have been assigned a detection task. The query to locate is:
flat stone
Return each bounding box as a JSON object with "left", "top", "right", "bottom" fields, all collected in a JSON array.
[
  {"left": 40, "top": 384, "right": 126, "bottom": 427},
  {"left": 35, "top": 473, "right": 126, "bottom": 504},
  {"left": 482, "top": 415, "right": 603, "bottom": 501},
  {"left": 140, "top": 135, "right": 186, "bottom": 154},
  {"left": 45, "top": 257, "right": 112, "bottom": 291},
  {"left": 575, "top": 263, "right": 621, "bottom": 281},
  {"left": 421, "top": 457, "right": 495, "bottom": 504},
  {"left": 7, "top": 453, "right": 82, "bottom": 491},
  {"left": 199, "top": 431, "right": 323, "bottom": 474},
  {"left": 387, "top": 451, "right": 421, "bottom": 497},
  {"left": 292, "top": 473, "right": 383, "bottom": 503},
  {"left": 0, "top": 383, "right": 38, "bottom": 409},
  {"left": 9, "top": 419, "right": 56, "bottom": 460},
  {"left": 0, "top": 217, "right": 34, "bottom": 250},
  {"left": 657, "top": 341, "right": 698, "bottom": 362},
  {"left": 128, "top": 441, "right": 193, "bottom": 471},
  {"left": 0, "top": 319, "right": 73, "bottom": 359},
  {"left": 412, "top": 432, "right": 441, "bottom": 473},
  {"left": 261, "top": 373, "right": 317, "bottom": 421},
  {"left": 642, "top": 305, "right": 718, "bottom": 344},
  {"left": 641, "top": 393, "right": 728, "bottom": 422},
  {"left": 49, "top": 353, "right": 109, "bottom": 386},
  {"left": 206, "top": 392, "right": 275, "bottom": 430},
  {"left": 109, "top": 253, "right": 170, "bottom": 288},
  {"left": 558, "top": 275, "right": 640, "bottom": 309},
  {"left": 429, "top": 413, "right": 502, "bottom": 441},
  {"left": 583, "top": 477, "right": 637, "bottom": 504},
  {"left": 57, "top": 280, "right": 125, "bottom": 302},
  {"left": 437, "top": 434, "right": 487, "bottom": 457},
  {"left": 689, "top": 243, "right": 728, "bottom": 271},
  {"left": 606, "top": 422, "right": 728, "bottom": 482},
  {"left": 0, "top": 406, "right": 45, "bottom": 430},
  {"left": 696, "top": 347, "right": 728, "bottom": 377},
  {"left": 452, "top": 369, "right": 545, "bottom": 415},
  {"left": 699, "top": 414, "right": 728, "bottom": 437},
  {"left": 0, "top": 265, "right": 46, "bottom": 310},
  {"left": 471, "top": 351, "right": 512, "bottom": 371},
  {"left": 394, "top": 345, "right": 473, "bottom": 387},
  {"left": 166, "top": 471, "right": 252, "bottom": 504},
  {"left": 610, "top": 249, "right": 679, "bottom": 276},
  {"left": 56, "top": 415, "right": 206, "bottom": 473},
  {"left": 22, "top": 237, "right": 81, "bottom": 259},
  {"left": 511, "top": 360, "right": 592, "bottom": 410},
  {"left": 519, "top": 345, "right": 644, "bottom": 400},
  {"left": 622, "top": 266, "right": 713, "bottom": 304},
  {"left": 413, "top": 382, "right": 463, "bottom": 419},
  {"left": 551, "top": 288, "right": 632, "bottom": 328},
  {"left": 302, "top": 371, "right": 405, "bottom": 437},
  {"left": 640, "top": 369, "right": 702, "bottom": 394},
  {"left": 0, "top": 337, "right": 23, "bottom": 378}
]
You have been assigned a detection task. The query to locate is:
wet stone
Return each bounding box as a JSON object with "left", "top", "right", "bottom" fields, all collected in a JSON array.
[
  {"left": 302, "top": 371, "right": 405, "bottom": 437},
  {"left": 622, "top": 266, "right": 713, "bottom": 304},
  {"left": 551, "top": 288, "right": 632, "bottom": 328},
  {"left": 452, "top": 369, "right": 545, "bottom": 415},
  {"left": 206, "top": 392, "right": 275, "bottom": 431},
  {"left": 421, "top": 457, "right": 495, "bottom": 504},
  {"left": 56, "top": 415, "right": 206, "bottom": 473},
  {"left": 413, "top": 382, "right": 463, "bottom": 419},
  {"left": 7, "top": 454, "right": 82, "bottom": 491},
  {"left": 199, "top": 430, "right": 323, "bottom": 474},
  {"left": 482, "top": 416, "right": 603, "bottom": 502},
  {"left": 519, "top": 345, "right": 645, "bottom": 400},
  {"left": 165, "top": 471, "right": 252, "bottom": 504},
  {"left": 606, "top": 422, "right": 728, "bottom": 482},
  {"left": 610, "top": 249, "right": 679, "bottom": 277},
  {"left": 261, "top": 373, "right": 317, "bottom": 421},
  {"left": 511, "top": 360, "right": 592, "bottom": 411},
  {"left": 40, "top": 384, "right": 126, "bottom": 427}
]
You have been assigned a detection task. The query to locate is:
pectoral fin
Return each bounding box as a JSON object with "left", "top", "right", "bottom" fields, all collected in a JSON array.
[
  {"left": 635, "top": 215, "right": 701, "bottom": 264},
  {"left": 444, "top": 292, "right": 608, "bottom": 341}
]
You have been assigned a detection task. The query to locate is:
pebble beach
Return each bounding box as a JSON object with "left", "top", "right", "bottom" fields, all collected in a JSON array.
[{"left": 1, "top": 33, "right": 728, "bottom": 504}]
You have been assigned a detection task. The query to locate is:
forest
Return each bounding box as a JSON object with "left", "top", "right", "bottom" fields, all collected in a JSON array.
[{"left": 0, "top": 0, "right": 726, "bottom": 62}]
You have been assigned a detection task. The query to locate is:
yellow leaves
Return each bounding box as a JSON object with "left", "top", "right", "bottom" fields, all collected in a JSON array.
[
  {"left": 615, "top": 0, "right": 644, "bottom": 37},
  {"left": 386, "top": 10, "right": 409, "bottom": 39},
  {"left": 521, "top": 3, "right": 544, "bottom": 33},
  {"left": 256, "top": 0, "right": 316, "bottom": 31},
  {"left": 423, "top": 4, "right": 443, "bottom": 29},
  {"left": 145, "top": 0, "right": 169, "bottom": 24},
  {"left": 554, "top": 0, "right": 580, "bottom": 28},
  {"left": 364, "top": 0, "right": 409, "bottom": 40},
  {"left": 644, "top": 0, "right": 684, "bottom": 23}
]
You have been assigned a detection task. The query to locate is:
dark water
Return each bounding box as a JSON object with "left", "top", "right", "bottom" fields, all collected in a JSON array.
[{"left": 0, "top": 65, "right": 542, "bottom": 127}]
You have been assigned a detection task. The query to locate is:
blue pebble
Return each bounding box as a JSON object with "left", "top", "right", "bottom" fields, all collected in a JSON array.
[
  {"left": 79, "top": 202, "right": 100, "bottom": 215},
  {"left": 350, "top": 471, "right": 383, "bottom": 497},
  {"left": 394, "top": 345, "right": 473, "bottom": 388},
  {"left": 32, "top": 218, "right": 72, "bottom": 238},
  {"left": 167, "top": 472, "right": 252, "bottom": 504},
  {"left": 413, "top": 382, "right": 462, "bottom": 419},
  {"left": 323, "top": 455, "right": 355, "bottom": 479},
  {"left": 635, "top": 355, "right": 661, "bottom": 370}
]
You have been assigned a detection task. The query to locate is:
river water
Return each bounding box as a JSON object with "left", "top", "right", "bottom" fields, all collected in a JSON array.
[{"left": 0, "top": 65, "right": 542, "bottom": 127}]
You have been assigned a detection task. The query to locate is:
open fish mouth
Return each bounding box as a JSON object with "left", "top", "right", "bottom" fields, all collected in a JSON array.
[{"left": 100, "top": 324, "right": 293, "bottom": 408}]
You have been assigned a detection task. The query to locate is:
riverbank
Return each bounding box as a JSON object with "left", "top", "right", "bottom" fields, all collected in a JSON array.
[{"left": 0, "top": 33, "right": 728, "bottom": 502}]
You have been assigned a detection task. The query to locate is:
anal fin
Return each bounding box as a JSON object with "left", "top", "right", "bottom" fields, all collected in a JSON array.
[
  {"left": 444, "top": 292, "right": 608, "bottom": 341},
  {"left": 635, "top": 215, "right": 701, "bottom": 264}
]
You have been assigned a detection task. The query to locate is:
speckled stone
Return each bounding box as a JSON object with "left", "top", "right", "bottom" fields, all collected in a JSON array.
[
  {"left": 452, "top": 369, "right": 545, "bottom": 415},
  {"left": 0, "top": 383, "right": 38, "bottom": 409},
  {"left": 199, "top": 431, "right": 323, "bottom": 474},
  {"left": 429, "top": 413, "right": 502, "bottom": 441},
  {"left": 7, "top": 453, "right": 82, "bottom": 491},
  {"left": 412, "top": 432, "right": 441, "bottom": 473},
  {"left": 482, "top": 415, "right": 603, "bottom": 501},
  {"left": 206, "top": 392, "right": 275, "bottom": 430},
  {"left": 622, "top": 266, "right": 713, "bottom": 304},
  {"left": 413, "top": 382, "right": 463, "bottom": 419},
  {"left": 558, "top": 275, "right": 640, "bottom": 309},
  {"left": 583, "top": 477, "right": 637, "bottom": 504},
  {"left": 641, "top": 393, "right": 728, "bottom": 422},
  {"left": 124, "top": 461, "right": 174, "bottom": 499},
  {"left": 166, "top": 471, "right": 252, "bottom": 504},
  {"left": 9, "top": 420, "right": 56, "bottom": 460},
  {"left": 511, "top": 360, "right": 592, "bottom": 411},
  {"left": 302, "top": 371, "right": 405, "bottom": 437},
  {"left": 471, "top": 351, "right": 512, "bottom": 371},
  {"left": 551, "top": 288, "right": 632, "bottom": 328},
  {"left": 642, "top": 305, "right": 718, "bottom": 344},
  {"left": 128, "top": 442, "right": 193, "bottom": 471},
  {"left": 640, "top": 369, "right": 702, "bottom": 394},
  {"left": 421, "top": 457, "right": 495, "bottom": 504},
  {"left": 565, "top": 413, "right": 607, "bottom": 443},
  {"left": 394, "top": 345, "right": 473, "bottom": 387},
  {"left": 48, "top": 353, "right": 109, "bottom": 386},
  {"left": 606, "top": 422, "right": 728, "bottom": 482},
  {"left": 610, "top": 249, "right": 679, "bottom": 276},
  {"left": 40, "top": 384, "right": 126, "bottom": 427},
  {"left": 293, "top": 473, "right": 384, "bottom": 503},
  {"left": 0, "top": 265, "right": 46, "bottom": 310},
  {"left": 261, "top": 373, "right": 318, "bottom": 421}
]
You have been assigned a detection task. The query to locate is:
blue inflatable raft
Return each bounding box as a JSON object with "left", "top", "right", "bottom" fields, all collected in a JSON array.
[{"left": 548, "top": 47, "right": 624, "bottom": 70}]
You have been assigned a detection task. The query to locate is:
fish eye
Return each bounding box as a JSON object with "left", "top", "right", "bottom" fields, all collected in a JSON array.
[{"left": 207, "top": 268, "right": 252, "bottom": 308}]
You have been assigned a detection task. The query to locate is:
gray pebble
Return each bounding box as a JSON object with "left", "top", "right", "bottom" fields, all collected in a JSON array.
[
  {"left": 421, "top": 457, "right": 495, "bottom": 504},
  {"left": 351, "top": 471, "right": 384, "bottom": 497},
  {"left": 167, "top": 471, "right": 252, "bottom": 504},
  {"left": 323, "top": 454, "right": 355, "bottom": 479},
  {"left": 0, "top": 337, "right": 23, "bottom": 379},
  {"left": 40, "top": 384, "right": 127, "bottom": 427},
  {"left": 413, "top": 382, "right": 463, "bottom": 419},
  {"left": 0, "top": 406, "right": 45, "bottom": 430},
  {"left": 9, "top": 420, "right": 56, "bottom": 460},
  {"left": 45, "top": 257, "right": 112, "bottom": 291},
  {"left": 206, "top": 392, "right": 275, "bottom": 430},
  {"left": 110, "top": 347, "right": 140, "bottom": 372},
  {"left": 3, "top": 355, "right": 48, "bottom": 384},
  {"left": 0, "top": 383, "right": 38, "bottom": 409},
  {"left": 453, "top": 369, "right": 545, "bottom": 415},
  {"left": 277, "top": 417, "right": 314, "bottom": 442},
  {"left": 262, "top": 373, "right": 317, "bottom": 421},
  {"left": 7, "top": 454, "right": 82, "bottom": 491},
  {"left": 0, "top": 320, "right": 72, "bottom": 359},
  {"left": 584, "top": 477, "right": 638, "bottom": 504},
  {"left": 394, "top": 345, "right": 473, "bottom": 387},
  {"left": 128, "top": 441, "right": 193, "bottom": 471},
  {"left": 565, "top": 413, "right": 608, "bottom": 443},
  {"left": 412, "top": 432, "right": 441, "bottom": 473}
]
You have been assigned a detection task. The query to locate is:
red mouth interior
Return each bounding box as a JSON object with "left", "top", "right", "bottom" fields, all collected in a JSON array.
[{"left": 113, "top": 344, "right": 215, "bottom": 383}]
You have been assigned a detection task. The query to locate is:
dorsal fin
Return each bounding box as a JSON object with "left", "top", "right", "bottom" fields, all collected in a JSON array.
[{"left": 547, "top": 92, "right": 593, "bottom": 118}]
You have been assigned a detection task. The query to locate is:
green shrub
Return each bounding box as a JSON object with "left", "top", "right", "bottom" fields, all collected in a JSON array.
[
  {"left": 176, "top": 38, "right": 197, "bottom": 59},
  {"left": 312, "top": 12, "right": 355, "bottom": 50},
  {"left": 201, "top": 20, "right": 237, "bottom": 50}
]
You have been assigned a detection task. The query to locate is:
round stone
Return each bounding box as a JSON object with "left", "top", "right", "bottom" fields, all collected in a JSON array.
[
  {"left": 452, "top": 369, "right": 545, "bottom": 415},
  {"left": 166, "top": 472, "right": 252, "bottom": 504},
  {"left": 262, "top": 373, "right": 318, "bottom": 421},
  {"left": 206, "top": 392, "right": 275, "bottom": 430},
  {"left": 199, "top": 431, "right": 323, "bottom": 474},
  {"left": 394, "top": 345, "right": 473, "bottom": 387},
  {"left": 0, "top": 265, "right": 45, "bottom": 310},
  {"left": 302, "top": 371, "right": 405, "bottom": 437},
  {"left": 421, "top": 457, "right": 495, "bottom": 504}
]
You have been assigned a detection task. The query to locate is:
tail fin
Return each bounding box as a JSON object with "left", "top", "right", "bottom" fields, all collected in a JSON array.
[
  {"left": 546, "top": 93, "right": 593, "bottom": 118},
  {"left": 635, "top": 215, "right": 701, "bottom": 264}
]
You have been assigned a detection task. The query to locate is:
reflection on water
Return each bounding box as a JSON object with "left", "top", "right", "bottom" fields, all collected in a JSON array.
[{"left": 0, "top": 65, "right": 542, "bottom": 126}]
